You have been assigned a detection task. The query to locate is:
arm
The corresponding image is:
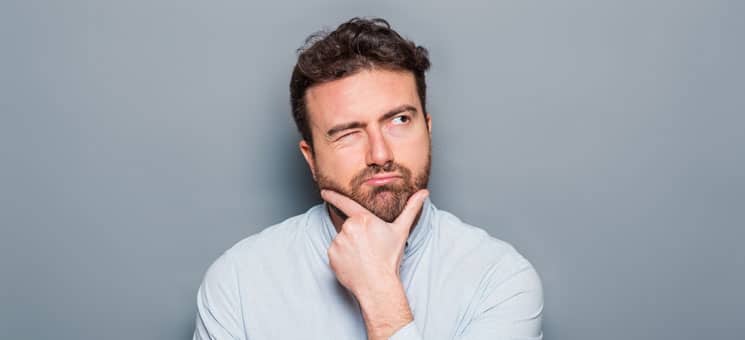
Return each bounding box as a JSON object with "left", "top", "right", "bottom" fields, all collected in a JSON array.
[
  {"left": 193, "top": 252, "right": 245, "bottom": 340},
  {"left": 355, "top": 275, "right": 415, "bottom": 340},
  {"left": 321, "top": 189, "right": 428, "bottom": 340}
]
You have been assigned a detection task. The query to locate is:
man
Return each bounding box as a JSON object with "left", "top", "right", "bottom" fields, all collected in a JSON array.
[{"left": 193, "top": 17, "right": 543, "bottom": 340}]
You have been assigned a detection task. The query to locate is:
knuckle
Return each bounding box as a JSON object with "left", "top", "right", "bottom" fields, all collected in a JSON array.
[
  {"left": 328, "top": 244, "right": 338, "bottom": 258},
  {"left": 344, "top": 221, "right": 361, "bottom": 233},
  {"left": 359, "top": 215, "right": 370, "bottom": 225}
]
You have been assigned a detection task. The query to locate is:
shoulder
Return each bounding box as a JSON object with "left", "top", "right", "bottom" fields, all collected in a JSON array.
[
  {"left": 200, "top": 205, "right": 321, "bottom": 282},
  {"left": 431, "top": 207, "right": 543, "bottom": 320},
  {"left": 432, "top": 207, "right": 540, "bottom": 284},
  {"left": 430, "top": 207, "right": 543, "bottom": 338},
  {"left": 228, "top": 204, "right": 324, "bottom": 257},
  {"left": 193, "top": 207, "right": 322, "bottom": 339}
]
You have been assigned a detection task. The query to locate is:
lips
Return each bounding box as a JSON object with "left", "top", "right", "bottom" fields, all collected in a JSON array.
[{"left": 364, "top": 174, "right": 402, "bottom": 186}]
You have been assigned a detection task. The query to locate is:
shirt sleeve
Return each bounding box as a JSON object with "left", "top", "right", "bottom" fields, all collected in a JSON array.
[
  {"left": 456, "top": 260, "right": 544, "bottom": 340},
  {"left": 388, "top": 320, "right": 423, "bottom": 340},
  {"left": 193, "top": 252, "right": 246, "bottom": 340}
]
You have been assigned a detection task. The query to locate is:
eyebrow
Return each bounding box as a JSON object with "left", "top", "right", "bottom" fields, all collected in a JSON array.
[{"left": 325, "top": 104, "right": 419, "bottom": 138}]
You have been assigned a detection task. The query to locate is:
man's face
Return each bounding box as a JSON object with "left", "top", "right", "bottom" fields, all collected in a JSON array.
[{"left": 299, "top": 69, "right": 432, "bottom": 223}]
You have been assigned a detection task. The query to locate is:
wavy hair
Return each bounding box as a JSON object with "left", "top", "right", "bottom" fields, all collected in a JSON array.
[{"left": 289, "top": 17, "right": 431, "bottom": 147}]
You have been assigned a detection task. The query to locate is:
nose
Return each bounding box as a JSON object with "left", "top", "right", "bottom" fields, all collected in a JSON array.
[{"left": 365, "top": 127, "right": 393, "bottom": 167}]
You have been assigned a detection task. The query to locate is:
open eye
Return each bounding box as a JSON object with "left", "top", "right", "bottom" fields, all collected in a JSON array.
[{"left": 392, "top": 115, "right": 411, "bottom": 125}]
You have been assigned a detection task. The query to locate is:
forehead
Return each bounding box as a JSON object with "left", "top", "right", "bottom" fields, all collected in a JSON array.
[{"left": 305, "top": 69, "right": 420, "bottom": 128}]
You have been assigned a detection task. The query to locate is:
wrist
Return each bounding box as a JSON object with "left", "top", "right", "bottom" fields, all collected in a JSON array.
[
  {"left": 355, "top": 277, "right": 413, "bottom": 340},
  {"left": 352, "top": 272, "right": 401, "bottom": 303}
]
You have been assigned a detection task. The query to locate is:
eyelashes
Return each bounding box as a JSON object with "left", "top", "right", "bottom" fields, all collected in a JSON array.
[
  {"left": 335, "top": 115, "right": 413, "bottom": 142},
  {"left": 391, "top": 115, "right": 411, "bottom": 125}
]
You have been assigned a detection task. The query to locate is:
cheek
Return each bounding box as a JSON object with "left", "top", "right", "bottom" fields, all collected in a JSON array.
[
  {"left": 316, "top": 149, "right": 367, "bottom": 180},
  {"left": 392, "top": 131, "right": 430, "bottom": 165},
  {"left": 385, "top": 126, "right": 409, "bottom": 139},
  {"left": 385, "top": 119, "right": 429, "bottom": 143}
]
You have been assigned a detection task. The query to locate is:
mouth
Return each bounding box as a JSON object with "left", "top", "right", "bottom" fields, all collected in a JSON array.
[{"left": 364, "top": 174, "right": 403, "bottom": 186}]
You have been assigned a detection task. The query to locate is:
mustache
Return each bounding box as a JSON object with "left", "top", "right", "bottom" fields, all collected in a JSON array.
[{"left": 350, "top": 161, "right": 413, "bottom": 187}]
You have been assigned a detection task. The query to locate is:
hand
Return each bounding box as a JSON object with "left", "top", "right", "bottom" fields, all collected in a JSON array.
[
  {"left": 322, "top": 189, "right": 429, "bottom": 339},
  {"left": 321, "top": 189, "right": 429, "bottom": 298}
]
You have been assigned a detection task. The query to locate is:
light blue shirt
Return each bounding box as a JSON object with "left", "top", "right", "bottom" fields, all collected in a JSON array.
[{"left": 193, "top": 199, "right": 543, "bottom": 339}]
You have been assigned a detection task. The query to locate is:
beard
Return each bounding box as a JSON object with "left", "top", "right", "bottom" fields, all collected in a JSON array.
[{"left": 315, "top": 152, "right": 431, "bottom": 223}]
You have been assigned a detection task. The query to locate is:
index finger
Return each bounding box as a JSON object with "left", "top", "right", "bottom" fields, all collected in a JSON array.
[
  {"left": 320, "top": 189, "right": 372, "bottom": 218},
  {"left": 393, "top": 189, "right": 429, "bottom": 227}
]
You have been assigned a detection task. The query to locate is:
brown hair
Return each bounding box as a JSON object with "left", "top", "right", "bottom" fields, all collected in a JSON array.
[{"left": 289, "top": 17, "right": 431, "bottom": 147}]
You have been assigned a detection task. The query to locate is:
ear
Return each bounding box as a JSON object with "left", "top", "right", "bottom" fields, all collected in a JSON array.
[
  {"left": 426, "top": 113, "right": 432, "bottom": 136},
  {"left": 299, "top": 139, "right": 317, "bottom": 180}
]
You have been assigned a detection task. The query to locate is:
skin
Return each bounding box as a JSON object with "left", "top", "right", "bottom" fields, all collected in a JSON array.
[{"left": 299, "top": 68, "right": 432, "bottom": 339}]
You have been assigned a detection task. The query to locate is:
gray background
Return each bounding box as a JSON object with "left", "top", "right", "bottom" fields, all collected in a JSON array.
[{"left": 1, "top": 1, "right": 743, "bottom": 339}]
